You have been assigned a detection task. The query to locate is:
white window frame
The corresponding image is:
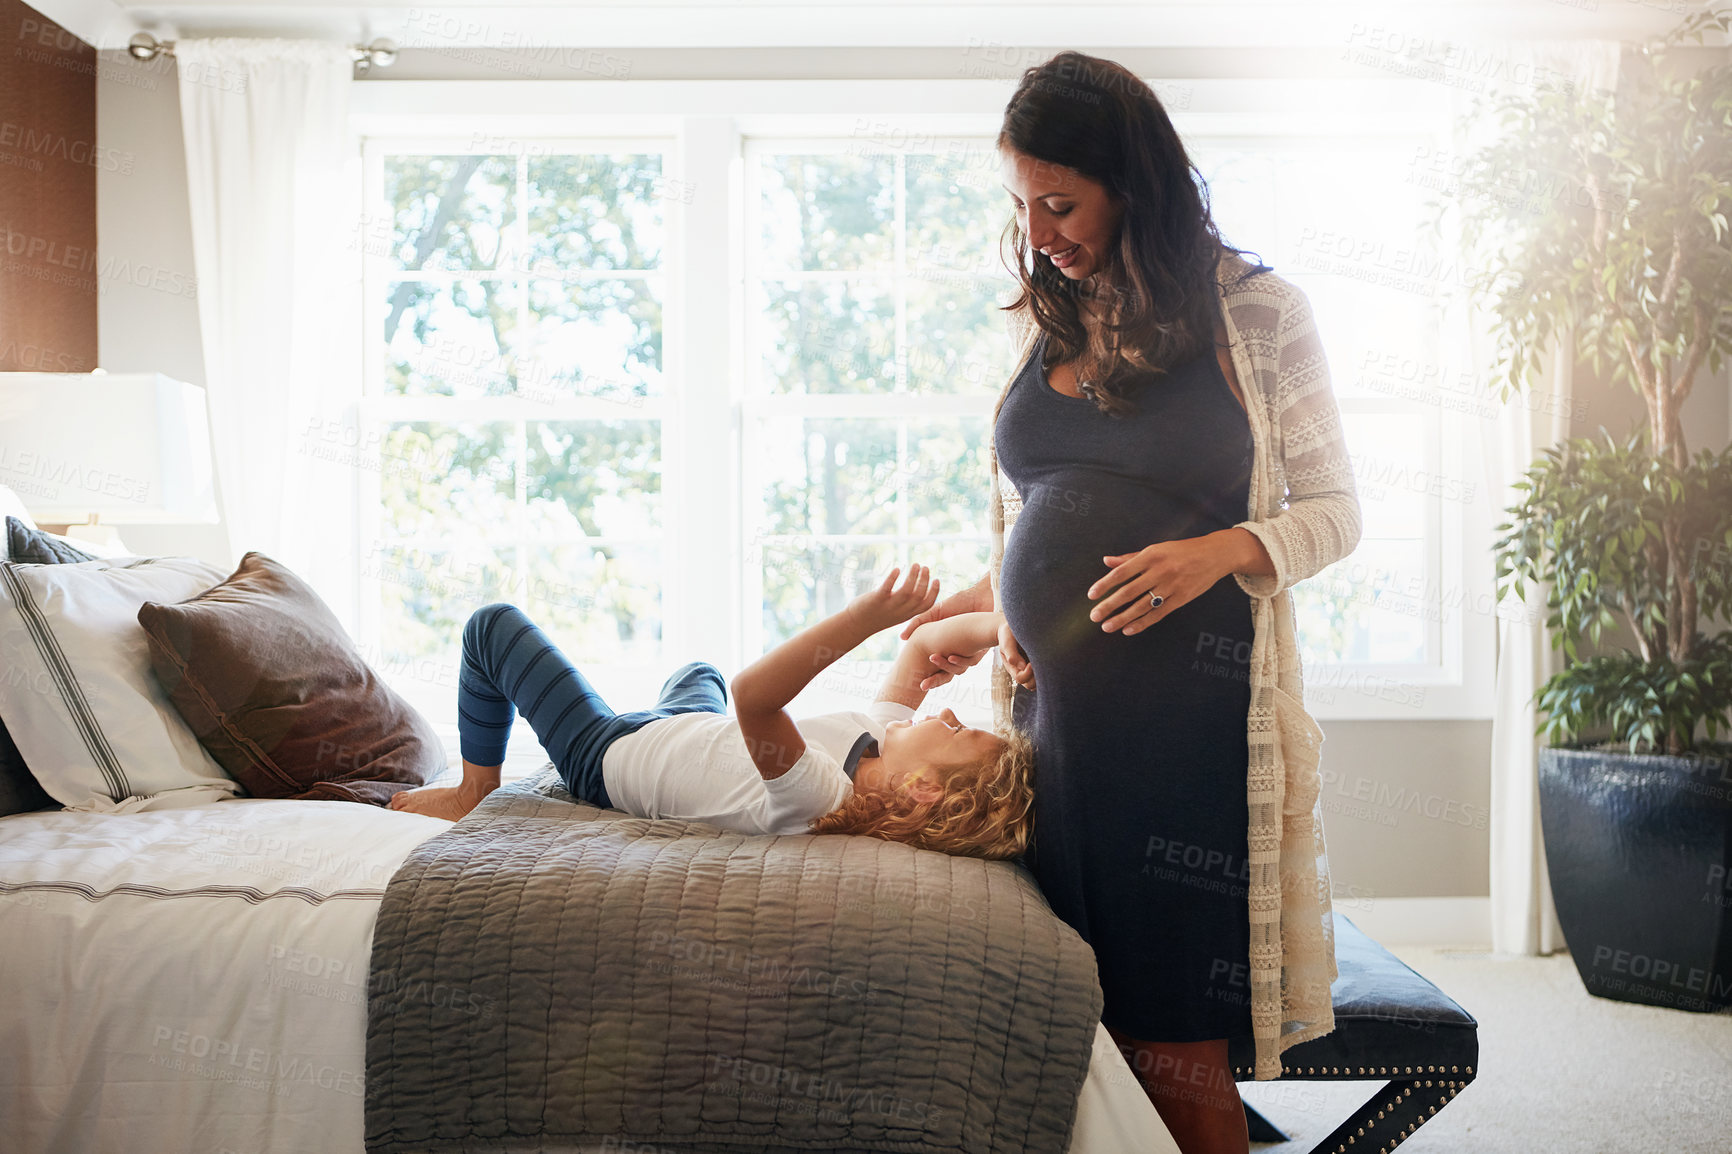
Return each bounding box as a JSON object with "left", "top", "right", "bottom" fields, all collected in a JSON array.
[{"left": 350, "top": 77, "right": 1494, "bottom": 721}]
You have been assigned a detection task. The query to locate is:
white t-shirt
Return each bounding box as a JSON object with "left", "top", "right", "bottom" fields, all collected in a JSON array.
[{"left": 600, "top": 700, "right": 915, "bottom": 835}]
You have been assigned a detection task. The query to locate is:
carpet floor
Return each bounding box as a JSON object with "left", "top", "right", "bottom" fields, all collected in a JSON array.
[{"left": 1238, "top": 946, "right": 1732, "bottom": 1153}]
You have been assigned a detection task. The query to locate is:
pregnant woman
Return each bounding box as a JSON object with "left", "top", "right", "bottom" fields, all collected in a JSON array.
[{"left": 906, "top": 53, "right": 1362, "bottom": 1154}]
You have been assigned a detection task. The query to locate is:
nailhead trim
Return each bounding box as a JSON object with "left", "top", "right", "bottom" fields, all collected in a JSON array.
[
  {"left": 1241, "top": 1054, "right": 1473, "bottom": 1154},
  {"left": 1213, "top": 1059, "right": 1474, "bottom": 1079}
]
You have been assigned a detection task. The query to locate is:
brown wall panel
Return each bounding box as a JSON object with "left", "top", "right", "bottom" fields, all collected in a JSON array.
[{"left": 0, "top": 0, "right": 98, "bottom": 371}]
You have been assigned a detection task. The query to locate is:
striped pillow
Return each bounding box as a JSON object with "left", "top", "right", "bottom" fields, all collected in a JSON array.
[{"left": 0, "top": 556, "right": 242, "bottom": 812}]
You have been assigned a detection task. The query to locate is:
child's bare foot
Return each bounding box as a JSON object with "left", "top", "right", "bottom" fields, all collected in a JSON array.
[{"left": 389, "top": 760, "right": 501, "bottom": 821}]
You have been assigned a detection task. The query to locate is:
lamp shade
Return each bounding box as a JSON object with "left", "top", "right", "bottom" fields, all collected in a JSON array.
[{"left": 0, "top": 372, "right": 218, "bottom": 524}]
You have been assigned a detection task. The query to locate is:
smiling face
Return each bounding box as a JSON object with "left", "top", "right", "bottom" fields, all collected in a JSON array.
[
  {"left": 1000, "top": 146, "right": 1124, "bottom": 284},
  {"left": 857, "top": 708, "right": 1007, "bottom": 804}
]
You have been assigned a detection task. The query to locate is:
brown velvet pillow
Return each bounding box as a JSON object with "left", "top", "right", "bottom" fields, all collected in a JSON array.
[{"left": 137, "top": 551, "right": 445, "bottom": 805}]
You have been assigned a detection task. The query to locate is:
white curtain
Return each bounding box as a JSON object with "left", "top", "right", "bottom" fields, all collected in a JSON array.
[
  {"left": 1471, "top": 41, "right": 1623, "bottom": 957},
  {"left": 1486, "top": 332, "right": 1573, "bottom": 957},
  {"left": 176, "top": 40, "right": 360, "bottom": 627}
]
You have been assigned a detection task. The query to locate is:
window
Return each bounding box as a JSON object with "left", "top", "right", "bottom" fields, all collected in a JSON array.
[
  {"left": 741, "top": 139, "right": 1017, "bottom": 719},
  {"left": 1191, "top": 137, "right": 1487, "bottom": 715},
  {"left": 351, "top": 78, "right": 1490, "bottom": 725},
  {"left": 358, "top": 140, "right": 672, "bottom": 720}
]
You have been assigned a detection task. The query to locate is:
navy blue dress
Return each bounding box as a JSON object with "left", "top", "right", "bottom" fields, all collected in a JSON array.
[{"left": 996, "top": 332, "right": 1256, "bottom": 1043}]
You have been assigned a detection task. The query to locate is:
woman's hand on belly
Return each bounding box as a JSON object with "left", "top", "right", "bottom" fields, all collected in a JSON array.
[{"left": 1086, "top": 532, "right": 1239, "bottom": 636}]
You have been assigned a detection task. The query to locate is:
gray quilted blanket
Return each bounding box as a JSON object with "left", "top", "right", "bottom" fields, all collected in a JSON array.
[{"left": 364, "top": 769, "right": 1103, "bottom": 1154}]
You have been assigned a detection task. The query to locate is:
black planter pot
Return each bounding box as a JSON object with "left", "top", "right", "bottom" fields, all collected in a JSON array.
[{"left": 1538, "top": 742, "right": 1732, "bottom": 1011}]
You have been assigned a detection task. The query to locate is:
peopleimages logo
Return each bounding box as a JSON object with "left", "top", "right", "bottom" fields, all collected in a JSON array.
[
  {"left": 0, "top": 226, "right": 198, "bottom": 299},
  {"left": 0, "top": 445, "right": 152, "bottom": 504},
  {"left": 0, "top": 337, "right": 89, "bottom": 371},
  {"left": 148, "top": 1025, "right": 365, "bottom": 1098},
  {"left": 1318, "top": 769, "right": 1488, "bottom": 830},
  {"left": 1587, "top": 945, "right": 1732, "bottom": 1009},
  {"left": 0, "top": 121, "right": 134, "bottom": 173},
  {"left": 706, "top": 1054, "right": 942, "bottom": 1125},
  {"left": 400, "top": 9, "right": 633, "bottom": 77},
  {"left": 649, "top": 928, "right": 879, "bottom": 1002}
]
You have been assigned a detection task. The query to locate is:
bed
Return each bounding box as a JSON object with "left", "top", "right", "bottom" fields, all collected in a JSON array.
[
  {"left": 0, "top": 771, "right": 1180, "bottom": 1154},
  {"left": 0, "top": 533, "right": 1177, "bottom": 1152}
]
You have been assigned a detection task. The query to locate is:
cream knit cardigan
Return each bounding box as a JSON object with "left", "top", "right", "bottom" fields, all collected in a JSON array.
[{"left": 986, "top": 251, "right": 1363, "bottom": 1080}]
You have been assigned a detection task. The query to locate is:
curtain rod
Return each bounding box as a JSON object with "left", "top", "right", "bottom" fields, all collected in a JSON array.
[{"left": 126, "top": 32, "right": 398, "bottom": 73}]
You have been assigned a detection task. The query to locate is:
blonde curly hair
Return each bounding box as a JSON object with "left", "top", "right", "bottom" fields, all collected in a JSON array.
[{"left": 806, "top": 727, "right": 1036, "bottom": 860}]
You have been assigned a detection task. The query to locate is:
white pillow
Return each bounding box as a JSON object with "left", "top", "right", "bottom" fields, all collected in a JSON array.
[
  {"left": 0, "top": 485, "right": 35, "bottom": 531},
  {"left": 55, "top": 531, "right": 135, "bottom": 559},
  {"left": 0, "top": 556, "right": 242, "bottom": 812}
]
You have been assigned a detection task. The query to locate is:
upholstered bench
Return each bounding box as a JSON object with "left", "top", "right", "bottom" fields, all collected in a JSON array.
[{"left": 1229, "top": 913, "right": 1479, "bottom": 1153}]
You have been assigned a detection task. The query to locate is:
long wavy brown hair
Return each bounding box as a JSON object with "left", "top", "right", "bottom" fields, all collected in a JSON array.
[
  {"left": 807, "top": 727, "right": 1036, "bottom": 860},
  {"left": 998, "top": 51, "right": 1269, "bottom": 416}
]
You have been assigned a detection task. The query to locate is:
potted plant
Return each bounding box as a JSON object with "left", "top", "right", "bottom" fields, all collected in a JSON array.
[{"left": 1455, "top": 19, "right": 1732, "bottom": 1009}]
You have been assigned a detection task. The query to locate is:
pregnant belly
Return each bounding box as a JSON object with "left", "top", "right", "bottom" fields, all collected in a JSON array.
[
  {"left": 999, "top": 480, "right": 1248, "bottom": 683},
  {"left": 999, "top": 519, "right": 1106, "bottom": 671}
]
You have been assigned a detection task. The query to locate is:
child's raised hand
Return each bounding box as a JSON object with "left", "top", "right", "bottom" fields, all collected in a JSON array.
[{"left": 848, "top": 564, "right": 940, "bottom": 634}]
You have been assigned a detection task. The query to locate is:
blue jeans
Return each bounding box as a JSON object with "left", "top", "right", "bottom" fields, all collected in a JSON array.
[{"left": 458, "top": 602, "right": 728, "bottom": 810}]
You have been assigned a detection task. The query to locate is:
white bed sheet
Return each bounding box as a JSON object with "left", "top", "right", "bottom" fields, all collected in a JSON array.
[{"left": 0, "top": 798, "right": 1176, "bottom": 1154}]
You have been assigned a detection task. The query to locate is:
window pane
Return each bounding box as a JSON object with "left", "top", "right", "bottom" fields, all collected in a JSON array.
[
  {"left": 1342, "top": 338, "right": 1482, "bottom": 409},
  {"left": 525, "top": 420, "right": 661, "bottom": 538},
  {"left": 523, "top": 543, "right": 661, "bottom": 665},
  {"left": 384, "top": 280, "right": 517, "bottom": 397},
  {"left": 1343, "top": 412, "right": 1430, "bottom": 539},
  {"left": 379, "top": 422, "right": 515, "bottom": 541},
  {"left": 1198, "top": 140, "right": 1448, "bottom": 674},
  {"left": 903, "top": 419, "right": 991, "bottom": 535},
  {"left": 369, "top": 147, "right": 669, "bottom": 679},
  {"left": 528, "top": 154, "right": 665, "bottom": 270},
  {"left": 1194, "top": 146, "right": 1439, "bottom": 405},
  {"left": 385, "top": 154, "right": 516, "bottom": 271},
  {"left": 371, "top": 542, "right": 516, "bottom": 661},
  {"left": 366, "top": 540, "right": 661, "bottom": 668},
  {"left": 1295, "top": 538, "right": 1428, "bottom": 666},
  {"left": 758, "top": 538, "right": 991, "bottom": 662},
  {"left": 790, "top": 543, "right": 996, "bottom": 717},
  {"left": 904, "top": 147, "right": 1009, "bottom": 279},
  {"left": 522, "top": 278, "right": 663, "bottom": 401},
  {"left": 1190, "top": 149, "right": 1276, "bottom": 262},
  {"left": 757, "top": 278, "right": 896, "bottom": 394},
  {"left": 761, "top": 541, "right": 895, "bottom": 655},
  {"left": 1286, "top": 273, "right": 1438, "bottom": 405},
  {"left": 757, "top": 416, "right": 989, "bottom": 538},
  {"left": 753, "top": 412, "right": 992, "bottom": 662},
  {"left": 759, "top": 153, "right": 896, "bottom": 273},
  {"left": 760, "top": 417, "right": 900, "bottom": 536},
  {"left": 924, "top": 540, "right": 992, "bottom": 599},
  {"left": 903, "top": 277, "right": 1018, "bottom": 395},
  {"left": 753, "top": 147, "right": 1018, "bottom": 397}
]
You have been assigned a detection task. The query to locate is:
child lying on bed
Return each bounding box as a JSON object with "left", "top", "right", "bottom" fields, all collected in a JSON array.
[{"left": 390, "top": 565, "right": 1032, "bottom": 859}]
